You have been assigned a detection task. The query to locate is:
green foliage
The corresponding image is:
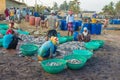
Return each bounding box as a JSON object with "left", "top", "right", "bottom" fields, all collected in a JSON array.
[
  {"left": 60, "top": 1, "right": 69, "bottom": 11},
  {"left": 53, "top": 2, "right": 59, "bottom": 11},
  {"left": 102, "top": 1, "right": 116, "bottom": 16},
  {"left": 68, "top": 0, "right": 80, "bottom": 14},
  {"left": 115, "top": 1, "right": 120, "bottom": 14}
]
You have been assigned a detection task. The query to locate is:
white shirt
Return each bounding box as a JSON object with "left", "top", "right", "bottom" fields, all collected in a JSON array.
[
  {"left": 66, "top": 15, "right": 74, "bottom": 23},
  {"left": 16, "top": 9, "right": 21, "bottom": 15}
]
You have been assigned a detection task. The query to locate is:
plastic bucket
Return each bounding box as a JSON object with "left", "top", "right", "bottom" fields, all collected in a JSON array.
[
  {"left": 91, "top": 23, "right": 97, "bottom": 34},
  {"left": 35, "top": 17, "right": 41, "bottom": 26},
  {"left": 25, "top": 15, "right": 29, "bottom": 22},
  {"left": 96, "top": 23, "right": 102, "bottom": 35},
  {"left": 73, "top": 32, "right": 79, "bottom": 41},
  {"left": 80, "top": 23, "right": 91, "bottom": 33},
  {"left": 29, "top": 16, "right": 35, "bottom": 25}
]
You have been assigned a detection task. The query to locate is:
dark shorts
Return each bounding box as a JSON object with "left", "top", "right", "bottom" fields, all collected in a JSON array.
[
  {"left": 67, "top": 22, "right": 73, "bottom": 31},
  {"left": 47, "top": 29, "right": 57, "bottom": 38},
  {"left": 7, "top": 36, "right": 19, "bottom": 49}
]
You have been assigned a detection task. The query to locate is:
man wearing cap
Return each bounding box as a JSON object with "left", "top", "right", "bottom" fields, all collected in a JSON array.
[
  {"left": 45, "top": 10, "right": 58, "bottom": 30},
  {"left": 66, "top": 11, "right": 74, "bottom": 36},
  {"left": 45, "top": 10, "right": 59, "bottom": 40},
  {"left": 78, "top": 27, "right": 91, "bottom": 42}
]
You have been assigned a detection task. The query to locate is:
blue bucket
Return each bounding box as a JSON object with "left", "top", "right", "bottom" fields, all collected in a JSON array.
[{"left": 73, "top": 32, "right": 79, "bottom": 41}]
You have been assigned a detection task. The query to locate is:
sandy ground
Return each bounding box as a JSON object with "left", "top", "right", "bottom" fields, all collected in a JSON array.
[{"left": 0, "top": 21, "right": 120, "bottom": 80}]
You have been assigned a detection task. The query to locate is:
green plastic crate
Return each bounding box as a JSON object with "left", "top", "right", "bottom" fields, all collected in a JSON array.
[
  {"left": 20, "top": 43, "right": 38, "bottom": 56},
  {"left": 73, "top": 50, "right": 93, "bottom": 59},
  {"left": 41, "top": 59, "right": 67, "bottom": 74},
  {"left": 64, "top": 54, "right": 87, "bottom": 70}
]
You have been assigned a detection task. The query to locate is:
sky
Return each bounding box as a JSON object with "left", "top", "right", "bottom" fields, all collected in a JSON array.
[{"left": 18, "top": 0, "right": 120, "bottom": 13}]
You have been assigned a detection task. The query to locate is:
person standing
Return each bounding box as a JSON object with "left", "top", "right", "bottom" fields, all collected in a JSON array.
[
  {"left": 40, "top": 13, "right": 46, "bottom": 29},
  {"left": 4, "top": 8, "right": 9, "bottom": 21},
  {"left": 45, "top": 10, "right": 59, "bottom": 30},
  {"left": 103, "top": 18, "right": 109, "bottom": 34},
  {"left": 66, "top": 11, "right": 74, "bottom": 36},
  {"left": 16, "top": 8, "right": 21, "bottom": 23},
  {"left": 45, "top": 10, "right": 59, "bottom": 40},
  {"left": 9, "top": 7, "right": 15, "bottom": 21}
]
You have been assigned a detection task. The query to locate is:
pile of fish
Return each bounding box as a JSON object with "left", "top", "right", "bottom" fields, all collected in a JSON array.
[
  {"left": 56, "top": 41, "right": 86, "bottom": 57},
  {"left": 17, "top": 34, "right": 86, "bottom": 59},
  {"left": 18, "top": 34, "right": 46, "bottom": 47},
  {"left": 67, "top": 59, "right": 81, "bottom": 64}
]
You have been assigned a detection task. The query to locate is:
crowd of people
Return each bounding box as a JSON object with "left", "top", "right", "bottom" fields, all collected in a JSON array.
[
  {"left": 2, "top": 7, "right": 110, "bottom": 61},
  {"left": 4, "top": 7, "right": 33, "bottom": 22}
]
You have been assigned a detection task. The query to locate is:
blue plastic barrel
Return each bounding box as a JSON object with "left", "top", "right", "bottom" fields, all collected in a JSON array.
[
  {"left": 60, "top": 20, "right": 67, "bottom": 30},
  {"left": 34, "top": 12, "right": 39, "bottom": 17},
  {"left": 75, "top": 20, "right": 82, "bottom": 27},
  {"left": 113, "top": 19, "right": 118, "bottom": 24},
  {"left": 63, "top": 20, "right": 67, "bottom": 30},
  {"left": 91, "top": 23, "right": 97, "bottom": 34},
  {"left": 118, "top": 20, "right": 120, "bottom": 24},
  {"left": 73, "top": 22, "right": 77, "bottom": 31},
  {"left": 109, "top": 19, "right": 113, "bottom": 24},
  {"left": 96, "top": 23, "right": 102, "bottom": 35},
  {"left": 80, "top": 23, "right": 91, "bottom": 33},
  {"left": 73, "top": 32, "right": 79, "bottom": 41}
]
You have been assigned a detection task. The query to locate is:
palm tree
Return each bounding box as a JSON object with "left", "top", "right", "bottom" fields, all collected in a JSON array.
[
  {"left": 115, "top": 1, "right": 120, "bottom": 16},
  {"left": 102, "top": 5, "right": 109, "bottom": 15}
]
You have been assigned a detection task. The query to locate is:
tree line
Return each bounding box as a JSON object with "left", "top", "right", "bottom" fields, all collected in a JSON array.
[{"left": 102, "top": 1, "right": 120, "bottom": 16}]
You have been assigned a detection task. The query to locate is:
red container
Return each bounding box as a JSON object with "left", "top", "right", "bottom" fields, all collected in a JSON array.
[
  {"left": 29, "top": 16, "right": 35, "bottom": 25},
  {"left": 35, "top": 17, "right": 41, "bottom": 26}
]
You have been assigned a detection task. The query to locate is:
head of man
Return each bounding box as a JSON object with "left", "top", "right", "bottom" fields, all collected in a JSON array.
[
  {"left": 51, "top": 10, "right": 55, "bottom": 15},
  {"left": 50, "top": 36, "right": 59, "bottom": 45},
  {"left": 68, "top": 11, "right": 73, "bottom": 16},
  {"left": 83, "top": 27, "right": 88, "bottom": 32}
]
